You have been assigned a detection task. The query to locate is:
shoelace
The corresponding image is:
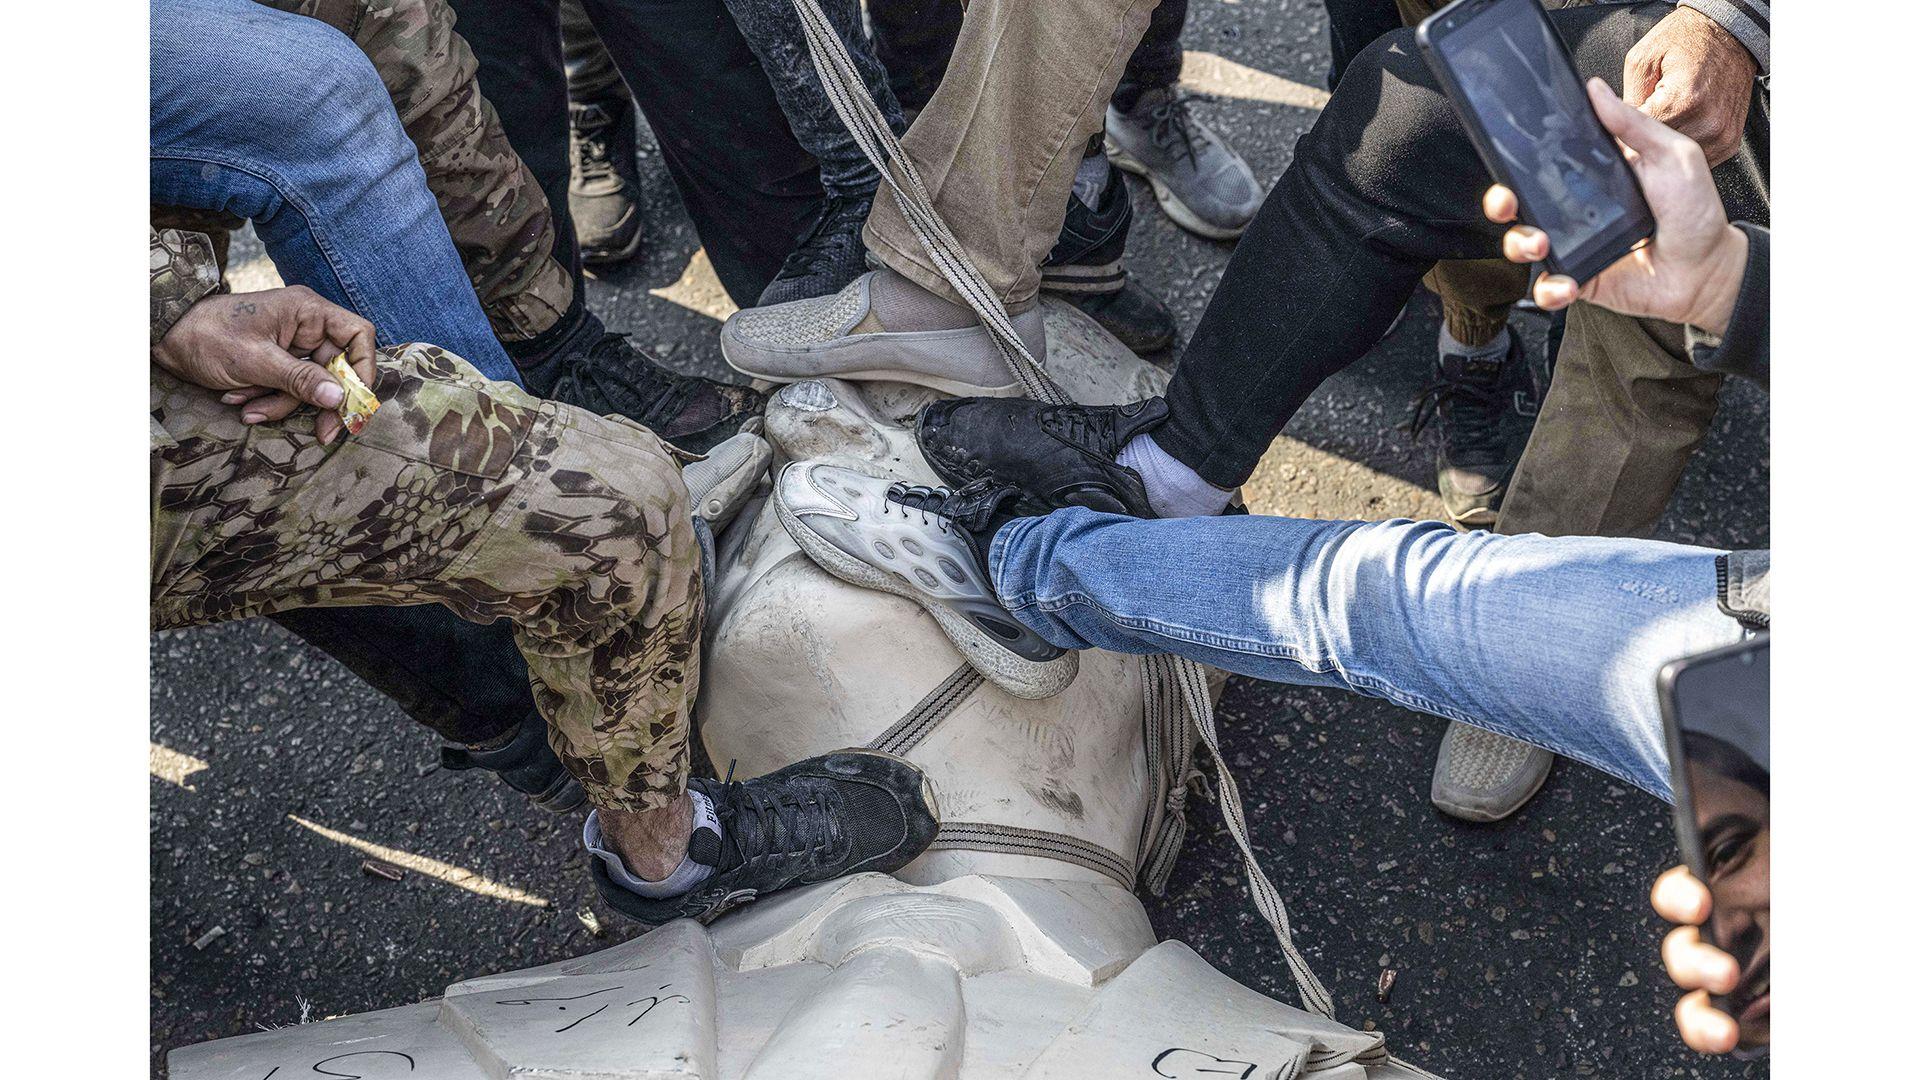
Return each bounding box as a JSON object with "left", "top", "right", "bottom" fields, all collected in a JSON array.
[
  {"left": 570, "top": 107, "right": 618, "bottom": 183},
  {"left": 1403, "top": 375, "right": 1509, "bottom": 455},
  {"left": 713, "top": 777, "right": 842, "bottom": 870},
  {"left": 1147, "top": 93, "right": 1211, "bottom": 167},
  {"left": 884, "top": 479, "right": 1008, "bottom": 534}
]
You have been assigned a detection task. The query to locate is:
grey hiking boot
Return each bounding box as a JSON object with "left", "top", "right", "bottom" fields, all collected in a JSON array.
[
  {"left": 587, "top": 749, "right": 941, "bottom": 927},
  {"left": 1430, "top": 723, "right": 1554, "bottom": 823},
  {"left": 568, "top": 97, "right": 644, "bottom": 268},
  {"left": 1106, "top": 87, "right": 1263, "bottom": 240},
  {"left": 721, "top": 268, "right": 1044, "bottom": 397},
  {"left": 774, "top": 460, "right": 1077, "bottom": 700}
]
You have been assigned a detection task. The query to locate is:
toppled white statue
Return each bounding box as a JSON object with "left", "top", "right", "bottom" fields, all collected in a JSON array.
[{"left": 170, "top": 302, "right": 1442, "bottom": 1080}]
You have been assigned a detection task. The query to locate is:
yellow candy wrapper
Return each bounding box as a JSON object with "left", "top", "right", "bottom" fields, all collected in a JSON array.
[{"left": 326, "top": 354, "right": 380, "bottom": 435}]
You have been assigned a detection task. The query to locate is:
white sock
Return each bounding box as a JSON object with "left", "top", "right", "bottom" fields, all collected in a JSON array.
[
  {"left": 1072, "top": 151, "right": 1112, "bottom": 207},
  {"left": 583, "top": 788, "right": 720, "bottom": 898},
  {"left": 1437, "top": 322, "right": 1510, "bottom": 361},
  {"left": 1117, "top": 432, "right": 1233, "bottom": 518}
]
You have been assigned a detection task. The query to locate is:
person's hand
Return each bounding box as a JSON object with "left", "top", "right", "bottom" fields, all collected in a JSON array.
[
  {"left": 1484, "top": 78, "right": 1748, "bottom": 334},
  {"left": 152, "top": 285, "right": 377, "bottom": 445},
  {"left": 1623, "top": 6, "right": 1756, "bottom": 166},
  {"left": 1652, "top": 865, "right": 1741, "bottom": 1054}
]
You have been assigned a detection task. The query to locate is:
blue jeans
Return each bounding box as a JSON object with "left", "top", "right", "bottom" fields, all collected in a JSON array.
[
  {"left": 150, "top": 0, "right": 518, "bottom": 383},
  {"left": 992, "top": 510, "right": 1751, "bottom": 801}
]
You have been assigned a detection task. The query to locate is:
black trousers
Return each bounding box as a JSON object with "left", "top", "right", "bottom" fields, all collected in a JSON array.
[
  {"left": 448, "top": 0, "right": 822, "bottom": 307},
  {"left": 869, "top": 0, "right": 1188, "bottom": 116},
  {"left": 1157, "top": 1, "right": 1769, "bottom": 489}
]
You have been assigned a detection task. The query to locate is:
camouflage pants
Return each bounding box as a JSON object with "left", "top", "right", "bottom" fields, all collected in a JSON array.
[{"left": 150, "top": 344, "right": 700, "bottom": 813}]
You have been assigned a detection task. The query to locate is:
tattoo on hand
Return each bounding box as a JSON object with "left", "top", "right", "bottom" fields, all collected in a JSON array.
[{"left": 232, "top": 301, "right": 257, "bottom": 316}]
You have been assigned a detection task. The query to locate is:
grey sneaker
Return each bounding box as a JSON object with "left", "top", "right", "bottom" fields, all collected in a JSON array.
[
  {"left": 722, "top": 269, "right": 1044, "bottom": 397},
  {"left": 774, "top": 460, "right": 1077, "bottom": 700},
  {"left": 568, "top": 97, "right": 644, "bottom": 268},
  {"left": 1430, "top": 723, "right": 1554, "bottom": 823},
  {"left": 1106, "top": 88, "right": 1263, "bottom": 240}
]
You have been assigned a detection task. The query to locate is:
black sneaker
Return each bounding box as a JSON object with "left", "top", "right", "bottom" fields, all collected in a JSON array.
[
  {"left": 1041, "top": 168, "right": 1176, "bottom": 355},
  {"left": 1404, "top": 333, "right": 1539, "bottom": 528},
  {"left": 916, "top": 396, "right": 1168, "bottom": 518},
  {"left": 756, "top": 192, "right": 874, "bottom": 307},
  {"left": 439, "top": 712, "right": 585, "bottom": 814},
  {"left": 550, "top": 332, "right": 765, "bottom": 455},
  {"left": 589, "top": 750, "right": 941, "bottom": 926},
  {"left": 568, "top": 97, "right": 645, "bottom": 268}
]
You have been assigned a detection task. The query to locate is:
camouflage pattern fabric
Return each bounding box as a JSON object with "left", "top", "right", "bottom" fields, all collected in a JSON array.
[
  {"left": 151, "top": 233, "right": 696, "bottom": 813},
  {"left": 151, "top": 228, "right": 224, "bottom": 345},
  {"left": 254, "top": 0, "right": 576, "bottom": 342}
]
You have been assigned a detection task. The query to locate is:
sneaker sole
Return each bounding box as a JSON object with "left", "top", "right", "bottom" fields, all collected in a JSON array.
[
  {"left": 774, "top": 496, "right": 1078, "bottom": 701},
  {"left": 1106, "top": 145, "right": 1249, "bottom": 241}
]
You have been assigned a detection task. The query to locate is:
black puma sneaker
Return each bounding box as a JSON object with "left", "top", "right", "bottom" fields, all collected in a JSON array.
[
  {"left": 916, "top": 396, "right": 1169, "bottom": 518},
  {"left": 1041, "top": 165, "right": 1176, "bottom": 355},
  {"left": 552, "top": 332, "right": 765, "bottom": 455},
  {"left": 588, "top": 750, "right": 941, "bottom": 926},
  {"left": 439, "top": 711, "right": 585, "bottom": 814}
]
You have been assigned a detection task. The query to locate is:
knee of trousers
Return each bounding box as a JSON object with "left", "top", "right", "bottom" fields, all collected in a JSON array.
[{"left": 1318, "top": 29, "right": 1475, "bottom": 198}]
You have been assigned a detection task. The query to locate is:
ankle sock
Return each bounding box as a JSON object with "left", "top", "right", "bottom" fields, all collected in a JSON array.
[
  {"left": 1117, "top": 432, "right": 1233, "bottom": 518},
  {"left": 583, "top": 788, "right": 720, "bottom": 899},
  {"left": 1071, "top": 151, "right": 1112, "bottom": 207},
  {"left": 1438, "top": 323, "right": 1510, "bottom": 363}
]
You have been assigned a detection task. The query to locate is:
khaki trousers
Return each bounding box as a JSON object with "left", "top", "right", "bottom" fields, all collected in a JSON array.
[{"left": 862, "top": 0, "right": 1161, "bottom": 308}]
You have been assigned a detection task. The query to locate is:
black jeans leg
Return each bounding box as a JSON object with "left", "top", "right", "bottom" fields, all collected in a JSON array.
[
  {"left": 1115, "top": 0, "right": 1187, "bottom": 105},
  {"left": 270, "top": 607, "right": 531, "bottom": 746},
  {"left": 866, "top": 0, "right": 963, "bottom": 116},
  {"left": 1157, "top": 2, "right": 1760, "bottom": 489}
]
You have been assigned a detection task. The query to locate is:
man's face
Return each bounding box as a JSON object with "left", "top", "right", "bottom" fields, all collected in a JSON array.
[{"left": 1687, "top": 762, "right": 1771, "bottom": 1049}]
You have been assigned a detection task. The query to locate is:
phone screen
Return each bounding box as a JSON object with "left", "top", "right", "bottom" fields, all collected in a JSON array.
[
  {"left": 1430, "top": 0, "right": 1644, "bottom": 264},
  {"left": 1662, "top": 638, "right": 1770, "bottom": 1053}
]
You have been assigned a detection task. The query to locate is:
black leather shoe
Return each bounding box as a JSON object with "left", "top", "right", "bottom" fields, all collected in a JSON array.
[
  {"left": 439, "top": 712, "right": 585, "bottom": 814},
  {"left": 916, "top": 396, "right": 1168, "bottom": 518},
  {"left": 589, "top": 749, "right": 940, "bottom": 926}
]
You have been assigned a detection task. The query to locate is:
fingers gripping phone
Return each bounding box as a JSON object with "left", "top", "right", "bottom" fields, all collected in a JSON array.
[
  {"left": 1658, "top": 636, "right": 1770, "bottom": 1054},
  {"left": 1418, "top": 0, "right": 1656, "bottom": 283}
]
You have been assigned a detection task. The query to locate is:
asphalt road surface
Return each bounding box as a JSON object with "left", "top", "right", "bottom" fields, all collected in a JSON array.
[{"left": 151, "top": 1, "right": 1769, "bottom": 1076}]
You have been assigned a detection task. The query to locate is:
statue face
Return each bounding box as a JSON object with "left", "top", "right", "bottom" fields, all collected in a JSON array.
[{"left": 696, "top": 302, "right": 1175, "bottom": 887}]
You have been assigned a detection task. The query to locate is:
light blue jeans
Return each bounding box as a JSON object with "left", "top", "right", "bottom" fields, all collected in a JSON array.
[
  {"left": 150, "top": 0, "right": 518, "bottom": 383},
  {"left": 992, "top": 510, "right": 1752, "bottom": 801}
]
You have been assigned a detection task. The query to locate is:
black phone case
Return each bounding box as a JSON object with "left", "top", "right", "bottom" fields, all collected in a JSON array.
[{"left": 1416, "top": 0, "right": 1656, "bottom": 283}]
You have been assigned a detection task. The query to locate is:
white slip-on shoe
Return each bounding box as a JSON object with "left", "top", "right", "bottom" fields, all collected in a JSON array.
[
  {"left": 773, "top": 459, "right": 1077, "bottom": 700},
  {"left": 721, "top": 269, "right": 1045, "bottom": 397}
]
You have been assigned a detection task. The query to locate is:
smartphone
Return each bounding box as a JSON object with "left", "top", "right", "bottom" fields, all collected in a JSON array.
[
  {"left": 1417, "top": 0, "right": 1656, "bottom": 283},
  {"left": 1657, "top": 635, "right": 1769, "bottom": 1055}
]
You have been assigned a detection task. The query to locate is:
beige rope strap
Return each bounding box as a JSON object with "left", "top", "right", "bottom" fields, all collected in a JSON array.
[
  {"left": 792, "top": 0, "right": 1341, "bottom": 1023},
  {"left": 867, "top": 663, "right": 984, "bottom": 757},
  {"left": 928, "top": 821, "right": 1137, "bottom": 889}
]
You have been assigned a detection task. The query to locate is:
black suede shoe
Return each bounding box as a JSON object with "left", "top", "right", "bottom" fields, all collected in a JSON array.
[
  {"left": 568, "top": 97, "right": 644, "bottom": 268},
  {"left": 757, "top": 192, "right": 874, "bottom": 307},
  {"left": 1404, "top": 333, "right": 1539, "bottom": 528},
  {"left": 589, "top": 749, "right": 941, "bottom": 926},
  {"left": 439, "top": 712, "right": 585, "bottom": 814},
  {"left": 1041, "top": 170, "right": 1176, "bottom": 355},
  {"left": 917, "top": 396, "right": 1168, "bottom": 518},
  {"left": 551, "top": 332, "right": 765, "bottom": 455}
]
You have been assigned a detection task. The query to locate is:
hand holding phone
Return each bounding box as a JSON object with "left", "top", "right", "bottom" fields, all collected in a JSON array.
[
  {"left": 1485, "top": 79, "right": 1750, "bottom": 335},
  {"left": 1419, "top": 0, "right": 1656, "bottom": 283}
]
